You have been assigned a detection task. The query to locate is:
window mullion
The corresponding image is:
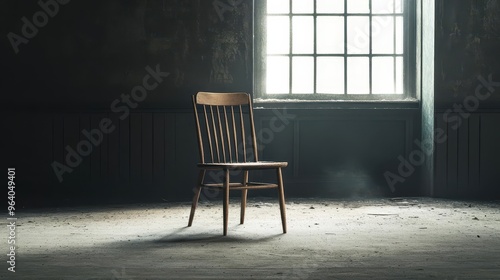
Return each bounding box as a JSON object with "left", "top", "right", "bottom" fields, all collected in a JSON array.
[
  {"left": 393, "top": 1, "right": 397, "bottom": 94},
  {"left": 288, "top": 0, "right": 292, "bottom": 95},
  {"left": 343, "top": 0, "right": 348, "bottom": 95},
  {"left": 313, "top": 1, "right": 317, "bottom": 95},
  {"left": 369, "top": 0, "right": 373, "bottom": 95}
]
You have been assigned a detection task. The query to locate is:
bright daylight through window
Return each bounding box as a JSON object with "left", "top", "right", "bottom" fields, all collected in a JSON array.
[{"left": 256, "top": 0, "right": 415, "bottom": 100}]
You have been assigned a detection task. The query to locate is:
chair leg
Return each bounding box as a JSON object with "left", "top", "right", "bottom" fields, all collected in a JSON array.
[
  {"left": 277, "top": 168, "right": 287, "bottom": 233},
  {"left": 188, "top": 170, "right": 205, "bottom": 227},
  {"left": 223, "top": 169, "right": 230, "bottom": 236},
  {"left": 240, "top": 171, "right": 249, "bottom": 224}
]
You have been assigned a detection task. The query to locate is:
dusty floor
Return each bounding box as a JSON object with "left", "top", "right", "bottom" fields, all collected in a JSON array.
[{"left": 2, "top": 197, "right": 500, "bottom": 279}]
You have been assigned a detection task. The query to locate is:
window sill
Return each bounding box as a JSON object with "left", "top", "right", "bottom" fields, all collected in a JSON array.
[{"left": 253, "top": 98, "right": 420, "bottom": 110}]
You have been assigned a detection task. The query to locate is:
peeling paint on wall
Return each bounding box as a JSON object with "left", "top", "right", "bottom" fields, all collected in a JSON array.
[
  {"left": 436, "top": 0, "right": 500, "bottom": 107},
  {"left": 208, "top": 1, "right": 250, "bottom": 85}
]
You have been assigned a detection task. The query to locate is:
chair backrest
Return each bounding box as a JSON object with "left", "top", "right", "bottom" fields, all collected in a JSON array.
[{"left": 192, "top": 92, "right": 259, "bottom": 164}]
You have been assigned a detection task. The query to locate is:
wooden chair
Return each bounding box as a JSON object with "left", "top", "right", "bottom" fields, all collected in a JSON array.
[{"left": 188, "top": 92, "right": 287, "bottom": 236}]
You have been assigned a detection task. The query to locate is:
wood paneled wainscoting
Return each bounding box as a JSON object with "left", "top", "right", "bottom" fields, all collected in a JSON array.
[
  {"left": 1, "top": 108, "right": 421, "bottom": 206},
  {"left": 434, "top": 111, "right": 500, "bottom": 198}
]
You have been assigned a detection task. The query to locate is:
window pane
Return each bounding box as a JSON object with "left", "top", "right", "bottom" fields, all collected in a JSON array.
[
  {"left": 317, "top": 57, "right": 344, "bottom": 94},
  {"left": 347, "top": 16, "right": 370, "bottom": 54},
  {"left": 293, "top": 16, "right": 314, "bottom": 54},
  {"left": 372, "top": 0, "right": 394, "bottom": 14},
  {"left": 395, "top": 0, "right": 403, "bottom": 13},
  {"left": 396, "top": 56, "right": 403, "bottom": 94},
  {"left": 347, "top": 57, "right": 369, "bottom": 94},
  {"left": 372, "top": 57, "right": 394, "bottom": 94},
  {"left": 347, "top": 0, "right": 370, "bottom": 13},
  {"left": 372, "top": 16, "right": 394, "bottom": 54},
  {"left": 396, "top": 16, "right": 403, "bottom": 54},
  {"left": 292, "top": 0, "right": 313, "bottom": 13},
  {"left": 267, "top": 0, "right": 290, "bottom": 13},
  {"left": 317, "top": 0, "right": 344, "bottom": 13},
  {"left": 292, "top": 57, "right": 314, "bottom": 94},
  {"left": 267, "top": 56, "right": 290, "bottom": 94},
  {"left": 317, "top": 16, "right": 344, "bottom": 54},
  {"left": 267, "top": 16, "right": 290, "bottom": 54}
]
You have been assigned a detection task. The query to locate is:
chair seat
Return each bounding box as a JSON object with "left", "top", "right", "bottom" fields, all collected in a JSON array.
[{"left": 198, "top": 161, "right": 288, "bottom": 170}]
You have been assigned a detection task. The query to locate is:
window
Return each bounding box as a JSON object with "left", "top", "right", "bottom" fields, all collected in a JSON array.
[{"left": 254, "top": 0, "right": 416, "bottom": 101}]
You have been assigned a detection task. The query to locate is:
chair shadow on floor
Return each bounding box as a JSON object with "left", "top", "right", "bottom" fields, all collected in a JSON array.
[{"left": 153, "top": 226, "right": 283, "bottom": 244}]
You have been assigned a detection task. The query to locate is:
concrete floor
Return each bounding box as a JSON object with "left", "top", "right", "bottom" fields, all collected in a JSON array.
[{"left": 4, "top": 197, "right": 500, "bottom": 279}]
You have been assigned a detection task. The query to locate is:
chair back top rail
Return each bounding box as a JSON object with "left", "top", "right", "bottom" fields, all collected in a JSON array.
[{"left": 196, "top": 92, "right": 249, "bottom": 106}]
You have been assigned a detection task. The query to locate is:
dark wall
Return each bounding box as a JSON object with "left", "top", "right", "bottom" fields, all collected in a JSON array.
[
  {"left": 434, "top": 0, "right": 500, "bottom": 198},
  {"left": 1, "top": 0, "right": 254, "bottom": 207},
  {"left": 435, "top": 0, "right": 500, "bottom": 109},
  {"left": 1, "top": 0, "right": 252, "bottom": 110},
  {"left": 2, "top": 0, "right": 424, "bottom": 207}
]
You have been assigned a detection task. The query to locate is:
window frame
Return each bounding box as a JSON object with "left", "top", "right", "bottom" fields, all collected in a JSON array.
[{"left": 253, "top": 0, "right": 417, "bottom": 102}]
